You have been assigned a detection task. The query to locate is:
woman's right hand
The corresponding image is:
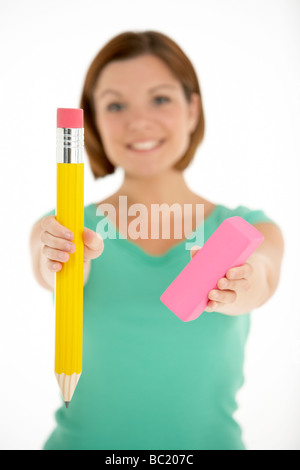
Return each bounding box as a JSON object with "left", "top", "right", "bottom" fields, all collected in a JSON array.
[{"left": 40, "top": 215, "right": 104, "bottom": 272}]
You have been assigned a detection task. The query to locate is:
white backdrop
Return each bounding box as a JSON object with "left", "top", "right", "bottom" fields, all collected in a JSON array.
[{"left": 0, "top": 0, "right": 299, "bottom": 450}]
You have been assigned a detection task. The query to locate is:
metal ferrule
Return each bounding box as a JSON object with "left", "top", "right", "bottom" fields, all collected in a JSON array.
[{"left": 56, "top": 128, "right": 84, "bottom": 163}]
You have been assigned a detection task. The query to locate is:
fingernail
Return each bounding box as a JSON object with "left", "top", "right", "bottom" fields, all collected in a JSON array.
[
  {"left": 192, "top": 245, "right": 201, "bottom": 251},
  {"left": 67, "top": 243, "right": 76, "bottom": 253},
  {"left": 221, "top": 279, "right": 228, "bottom": 288}
]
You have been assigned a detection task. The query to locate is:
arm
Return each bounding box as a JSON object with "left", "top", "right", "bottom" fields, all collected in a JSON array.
[
  {"left": 205, "top": 222, "right": 285, "bottom": 315},
  {"left": 250, "top": 222, "right": 285, "bottom": 297}
]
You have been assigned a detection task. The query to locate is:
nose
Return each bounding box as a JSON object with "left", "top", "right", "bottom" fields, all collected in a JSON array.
[{"left": 126, "top": 106, "right": 155, "bottom": 132}]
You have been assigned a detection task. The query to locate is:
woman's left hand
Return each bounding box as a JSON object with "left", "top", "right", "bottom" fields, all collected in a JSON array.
[{"left": 190, "top": 246, "right": 253, "bottom": 316}]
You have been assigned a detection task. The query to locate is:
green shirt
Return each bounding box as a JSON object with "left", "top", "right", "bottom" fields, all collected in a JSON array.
[{"left": 41, "top": 203, "right": 276, "bottom": 450}]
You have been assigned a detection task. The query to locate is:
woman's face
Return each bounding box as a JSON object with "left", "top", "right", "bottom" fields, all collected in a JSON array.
[{"left": 93, "top": 54, "right": 200, "bottom": 177}]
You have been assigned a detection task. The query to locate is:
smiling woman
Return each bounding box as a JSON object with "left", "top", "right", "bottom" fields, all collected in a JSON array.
[
  {"left": 31, "top": 30, "right": 284, "bottom": 451},
  {"left": 80, "top": 31, "right": 205, "bottom": 178},
  {"left": 89, "top": 54, "right": 201, "bottom": 179}
]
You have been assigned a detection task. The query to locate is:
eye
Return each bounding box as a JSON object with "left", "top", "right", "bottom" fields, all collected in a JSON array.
[
  {"left": 107, "top": 102, "right": 124, "bottom": 112},
  {"left": 153, "top": 96, "right": 170, "bottom": 105}
]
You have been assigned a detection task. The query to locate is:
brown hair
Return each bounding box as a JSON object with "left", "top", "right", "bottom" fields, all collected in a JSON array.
[{"left": 80, "top": 30, "right": 205, "bottom": 178}]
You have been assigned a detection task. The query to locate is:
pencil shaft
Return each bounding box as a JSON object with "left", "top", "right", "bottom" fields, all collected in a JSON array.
[{"left": 54, "top": 163, "right": 84, "bottom": 406}]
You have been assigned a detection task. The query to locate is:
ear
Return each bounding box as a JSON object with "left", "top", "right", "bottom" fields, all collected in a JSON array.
[{"left": 187, "top": 93, "right": 201, "bottom": 134}]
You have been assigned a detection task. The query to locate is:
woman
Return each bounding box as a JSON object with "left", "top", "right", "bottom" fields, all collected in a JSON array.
[{"left": 30, "top": 31, "right": 284, "bottom": 450}]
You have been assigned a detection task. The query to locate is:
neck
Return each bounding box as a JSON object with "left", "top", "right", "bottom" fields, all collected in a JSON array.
[{"left": 116, "top": 168, "right": 195, "bottom": 209}]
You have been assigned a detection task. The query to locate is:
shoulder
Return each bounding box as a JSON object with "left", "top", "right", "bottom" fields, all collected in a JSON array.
[
  {"left": 220, "top": 204, "right": 285, "bottom": 290},
  {"left": 215, "top": 203, "right": 276, "bottom": 225},
  {"left": 211, "top": 203, "right": 284, "bottom": 251}
]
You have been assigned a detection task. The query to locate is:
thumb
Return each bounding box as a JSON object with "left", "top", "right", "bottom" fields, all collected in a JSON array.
[
  {"left": 83, "top": 228, "right": 104, "bottom": 260},
  {"left": 190, "top": 245, "right": 201, "bottom": 259}
]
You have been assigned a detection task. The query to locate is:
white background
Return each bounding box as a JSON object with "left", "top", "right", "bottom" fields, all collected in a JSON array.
[{"left": 0, "top": 0, "right": 299, "bottom": 450}]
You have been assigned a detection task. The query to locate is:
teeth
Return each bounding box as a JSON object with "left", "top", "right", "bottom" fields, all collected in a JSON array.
[{"left": 130, "top": 140, "right": 161, "bottom": 150}]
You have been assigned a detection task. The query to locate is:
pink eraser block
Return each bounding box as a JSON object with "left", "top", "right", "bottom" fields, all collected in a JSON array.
[
  {"left": 57, "top": 108, "right": 84, "bottom": 128},
  {"left": 160, "top": 216, "right": 264, "bottom": 322}
]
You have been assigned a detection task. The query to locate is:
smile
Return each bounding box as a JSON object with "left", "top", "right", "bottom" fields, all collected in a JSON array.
[{"left": 127, "top": 140, "right": 165, "bottom": 153}]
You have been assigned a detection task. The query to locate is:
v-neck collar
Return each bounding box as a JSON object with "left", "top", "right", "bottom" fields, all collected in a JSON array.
[{"left": 87, "top": 203, "right": 221, "bottom": 264}]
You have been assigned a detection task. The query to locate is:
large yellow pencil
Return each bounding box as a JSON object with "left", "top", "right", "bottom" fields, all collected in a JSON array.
[{"left": 55, "top": 108, "right": 84, "bottom": 408}]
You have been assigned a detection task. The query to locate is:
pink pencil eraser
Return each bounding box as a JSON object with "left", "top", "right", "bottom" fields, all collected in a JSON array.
[
  {"left": 160, "top": 216, "right": 264, "bottom": 322},
  {"left": 57, "top": 108, "right": 84, "bottom": 128}
]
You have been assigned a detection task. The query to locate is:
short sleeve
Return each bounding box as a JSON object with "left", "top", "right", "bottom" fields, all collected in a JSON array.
[
  {"left": 234, "top": 205, "right": 279, "bottom": 227},
  {"left": 38, "top": 207, "right": 56, "bottom": 221}
]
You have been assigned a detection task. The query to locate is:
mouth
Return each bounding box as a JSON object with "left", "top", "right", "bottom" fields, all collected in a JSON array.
[{"left": 126, "top": 139, "right": 165, "bottom": 153}]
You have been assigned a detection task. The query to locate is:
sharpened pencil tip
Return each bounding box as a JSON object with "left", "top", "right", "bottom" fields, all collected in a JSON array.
[{"left": 65, "top": 401, "right": 70, "bottom": 409}]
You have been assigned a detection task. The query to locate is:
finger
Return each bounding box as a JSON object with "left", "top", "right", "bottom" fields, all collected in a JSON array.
[
  {"left": 190, "top": 245, "right": 201, "bottom": 259},
  {"left": 217, "top": 277, "right": 251, "bottom": 292},
  {"left": 205, "top": 300, "right": 218, "bottom": 312},
  {"left": 226, "top": 262, "right": 253, "bottom": 280},
  {"left": 41, "top": 215, "right": 74, "bottom": 241},
  {"left": 83, "top": 229, "right": 104, "bottom": 261},
  {"left": 42, "top": 245, "right": 70, "bottom": 263},
  {"left": 41, "top": 231, "right": 76, "bottom": 253},
  {"left": 208, "top": 289, "right": 237, "bottom": 304},
  {"left": 46, "top": 260, "right": 63, "bottom": 272},
  {"left": 83, "top": 228, "right": 104, "bottom": 251}
]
